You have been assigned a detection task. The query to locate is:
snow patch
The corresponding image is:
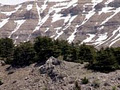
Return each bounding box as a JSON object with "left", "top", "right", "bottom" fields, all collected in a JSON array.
[
  {"left": 100, "top": 7, "right": 120, "bottom": 25},
  {"left": 109, "top": 26, "right": 120, "bottom": 47},
  {"left": 54, "top": 27, "right": 63, "bottom": 40},
  {"left": 94, "top": 33, "right": 108, "bottom": 45},
  {"left": 105, "top": 0, "right": 114, "bottom": 5},
  {"left": 26, "top": 4, "right": 33, "bottom": 11},
  {"left": 63, "top": 15, "right": 77, "bottom": 30},
  {"left": 0, "top": 18, "right": 9, "bottom": 28},
  {"left": 52, "top": 0, "right": 78, "bottom": 23},
  {"left": 27, "top": 1, "right": 48, "bottom": 40},
  {"left": 82, "top": 34, "right": 95, "bottom": 43},
  {"left": 1, "top": 5, "right": 22, "bottom": 16},
  {"left": 98, "top": 7, "right": 114, "bottom": 15},
  {"left": 52, "top": 14, "right": 64, "bottom": 23},
  {"left": 83, "top": 0, "right": 103, "bottom": 24},
  {"left": 9, "top": 20, "right": 26, "bottom": 38},
  {"left": 67, "top": 25, "right": 79, "bottom": 43},
  {"left": 45, "top": 28, "right": 49, "bottom": 33},
  {"left": 54, "top": 31, "right": 63, "bottom": 40}
]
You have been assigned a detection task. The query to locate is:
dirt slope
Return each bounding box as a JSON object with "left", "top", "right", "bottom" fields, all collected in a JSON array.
[{"left": 0, "top": 57, "right": 120, "bottom": 90}]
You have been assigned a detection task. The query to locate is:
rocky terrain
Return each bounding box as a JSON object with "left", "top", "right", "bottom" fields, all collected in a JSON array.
[
  {"left": 0, "top": 0, "right": 120, "bottom": 48},
  {"left": 0, "top": 57, "right": 120, "bottom": 90}
]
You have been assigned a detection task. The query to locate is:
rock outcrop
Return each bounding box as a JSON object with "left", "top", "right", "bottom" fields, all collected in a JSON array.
[{"left": 39, "top": 57, "right": 66, "bottom": 82}]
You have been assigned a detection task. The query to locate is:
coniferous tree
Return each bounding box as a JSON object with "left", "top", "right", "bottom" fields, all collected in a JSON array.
[
  {"left": 92, "top": 48, "right": 118, "bottom": 72},
  {"left": 34, "top": 36, "right": 55, "bottom": 62},
  {"left": 0, "top": 38, "right": 14, "bottom": 61},
  {"left": 78, "top": 44, "right": 96, "bottom": 62},
  {"left": 112, "top": 47, "right": 120, "bottom": 65},
  {"left": 70, "top": 43, "right": 79, "bottom": 62},
  {"left": 58, "top": 40, "right": 72, "bottom": 61},
  {"left": 52, "top": 41, "right": 62, "bottom": 58},
  {"left": 12, "top": 41, "right": 35, "bottom": 67}
]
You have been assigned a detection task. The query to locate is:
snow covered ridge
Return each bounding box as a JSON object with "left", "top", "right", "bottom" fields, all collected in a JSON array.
[{"left": 0, "top": 0, "right": 120, "bottom": 47}]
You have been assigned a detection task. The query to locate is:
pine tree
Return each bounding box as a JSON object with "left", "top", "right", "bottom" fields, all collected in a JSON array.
[
  {"left": 34, "top": 36, "right": 55, "bottom": 62},
  {"left": 112, "top": 47, "right": 120, "bottom": 65},
  {"left": 0, "top": 38, "right": 14, "bottom": 61},
  {"left": 12, "top": 41, "right": 35, "bottom": 67},
  {"left": 93, "top": 48, "right": 118, "bottom": 72},
  {"left": 78, "top": 44, "right": 96, "bottom": 62}
]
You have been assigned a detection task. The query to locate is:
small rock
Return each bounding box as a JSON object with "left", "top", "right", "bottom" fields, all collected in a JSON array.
[
  {"left": 25, "top": 77, "right": 29, "bottom": 80},
  {"left": 104, "top": 82, "right": 111, "bottom": 86},
  {"left": 12, "top": 81, "right": 17, "bottom": 84},
  {"left": 117, "top": 77, "right": 120, "bottom": 80},
  {"left": 0, "top": 60, "right": 5, "bottom": 66},
  {"left": 8, "top": 71, "right": 14, "bottom": 75}
]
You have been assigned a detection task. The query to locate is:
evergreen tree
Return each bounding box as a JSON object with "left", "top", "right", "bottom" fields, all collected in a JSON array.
[
  {"left": 70, "top": 43, "right": 79, "bottom": 62},
  {"left": 34, "top": 36, "right": 55, "bottom": 62},
  {"left": 52, "top": 44, "right": 61, "bottom": 58},
  {"left": 57, "top": 40, "right": 72, "bottom": 61},
  {"left": 92, "top": 48, "right": 118, "bottom": 72},
  {"left": 78, "top": 44, "right": 96, "bottom": 62},
  {"left": 12, "top": 41, "right": 35, "bottom": 67},
  {"left": 0, "top": 38, "right": 14, "bottom": 60},
  {"left": 113, "top": 47, "right": 120, "bottom": 65}
]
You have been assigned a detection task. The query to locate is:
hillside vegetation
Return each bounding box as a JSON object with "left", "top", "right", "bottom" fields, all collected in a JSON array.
[{"left": 0, "top": 37, "right": 120, "bottom": 72}]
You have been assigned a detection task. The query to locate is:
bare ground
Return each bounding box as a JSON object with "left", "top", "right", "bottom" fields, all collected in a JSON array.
[{"left": 0, "top": 57, "right": 120, "bottom": 90}]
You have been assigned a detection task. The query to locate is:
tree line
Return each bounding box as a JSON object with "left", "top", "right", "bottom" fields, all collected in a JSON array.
[{"left": 0, "top": 37, "right": 120, "bottom": 72}]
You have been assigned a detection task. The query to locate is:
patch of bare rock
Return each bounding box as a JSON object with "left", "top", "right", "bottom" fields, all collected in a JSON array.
[{"left": 1, "top": 57, "right": 120, "bottom": 90}]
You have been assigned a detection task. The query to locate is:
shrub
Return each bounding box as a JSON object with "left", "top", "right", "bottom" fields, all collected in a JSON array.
[
  {"left": 43, "top": 87, "right": 48, "bottom": 90},
  {"left": 74, "top": 81, "right": 81, "bottom": 90},
  {"left": 112, "top": 86, "right": 117, "bottom": 90},
  {"left": 0, "top": 79, "right": 3, "bottom": 85},
  {"left": 81, "top": 77, "right": 89, "bottom": 84}
]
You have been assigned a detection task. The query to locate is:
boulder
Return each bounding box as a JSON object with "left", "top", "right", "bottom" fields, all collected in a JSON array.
[{"left": 39, "top": 57, "right": 66, "bottom": 82}]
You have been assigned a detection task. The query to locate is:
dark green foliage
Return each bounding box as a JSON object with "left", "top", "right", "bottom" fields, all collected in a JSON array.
[
  {"left": 55, "top": 40, "right": 72, "bottom": 61},
  {"left": 34, "top": 37, "right": 72, "bottom": 62},
  {"left": 78, "top": 44, "right": 96, "bottom": 62},
  {"left": 70, "top": 45, "right": 79, "bottom": 62},
  {"left": 52, "top": 39, "right": 62, "bottom": 58},
  {"left": 91, "top": 48, "right": 119, "bottom": 72},
  {"left": 12, "top": 41, "right": 35, "bottom": 67},
  {"left": 43, "top": 87, "right": 48, "bottom": 90},
  {"left": 112, "top": 86, "right": 117, "bottom": 90},
  {"left": 0, "top": 38, "right": 14, "bottom": 60},
  {"left": 112, "top": 47, "right": 120, "bottom": 64},
  {"left": 34, "top": 36, "right": 55, "bottom": 62},
  {"left": 81, "top": 77, "right": 89, "bottom": 84},
  {"left": 0, "top": 79, "right": 3, "bottom": 85},
  {"left": 0, "top": 36, "right": 120, "bottom": 72}
]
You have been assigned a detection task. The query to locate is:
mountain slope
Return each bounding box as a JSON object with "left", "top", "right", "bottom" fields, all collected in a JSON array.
[
  {"left": 0, "top": 0, "right": 120, "bottom": 47},
  {"left": 1, "top": 57, "right": 120, "bottom": 90}
]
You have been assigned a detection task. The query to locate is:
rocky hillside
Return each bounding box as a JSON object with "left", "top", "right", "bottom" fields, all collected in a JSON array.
[
  {"left": 0, "top": 0, "right": 120, "bottom": 47},
  {"left": 0, "top": 57, "right": 120, "bottom": 90}
]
